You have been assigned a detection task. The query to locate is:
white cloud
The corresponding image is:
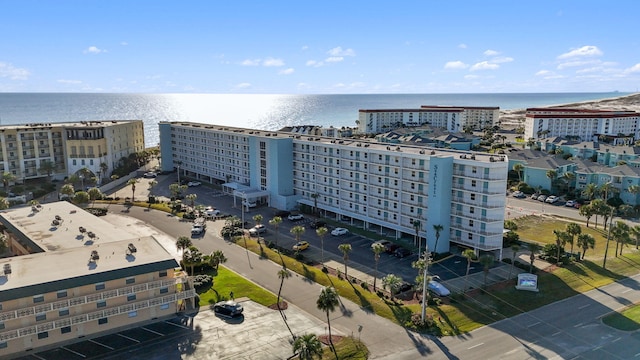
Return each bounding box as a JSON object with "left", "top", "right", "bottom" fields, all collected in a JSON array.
[
  {"left": 325, "top": 56, "right": 344, "bottom": 63},
  {"left": 263, "top": 57, "right": 284, "bottom": 67},
  {"left": 458, "top": 43, "right": 467, "bottom": 49},
  {"left": 120, "top": 42, "right": 128, "bottom": 46},
  {"left": 306, "top": 60, "right": 324, "bottom": 67},
  {"left": 464, "top": 74, "right": 479, "bottom": 79},
  {"left": 301, "top": 45, "right": 309, "bottom": 51},
  {"left": 444, "top": 61, "right": 468, "bottom": 70},
  {"left": 535, "top": 70, "right": 552, "bottom": 76},
  {"left": 327, "top": 46, "right": 355, "bottom": 57},
  {"left": 279, "top": 68, "right": 294, "bottom": 75},
  {"left": 241, "top": 59, "right": 261, "bottom": 66},
  {"left": 484, "top": 49, "right": 499, "bottom": 56},
  {"left": 235, "top": 82, "right": 251, "bottom": 89},
  {"left": 0, "top": 62, "right": 30, "bottom": 80},
  {"left": 625, "top": 63, "right": 640, "bottom": 73},
  {"left": 83, "top": 46, "right": 106, "bottom": 54},
  {"left": 557, "top": 45, "right": 602, "bottom": 59},
  {"left": 557, "top": 59, "right": 600, "bottom": 70},
  {"left": 57, "top": 79, "right": 82, "bottom": 84},
  {"left": 491, "top": 56, "right": 514, "bottom": 64},
  {"left": 470, "top": 61, "right": 499, "bottom": 71}
]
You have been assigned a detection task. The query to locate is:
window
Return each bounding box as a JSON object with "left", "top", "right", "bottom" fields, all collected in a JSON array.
[
  {"left": 0, "top": 342, "right": 7, "bottom": 349},
  {"left": 97, "top": 301, "right": 106, "bottom": 308},
  {"left": 98, "top": 318, "right": 108, "bottom": 325},
  {"left": 470, "top": 194, "right": 476, "bottom": 201},
  {"left": 126, "top": 277, "right": 135, "bottom": 285},
  {"left": 160, "top": 304, "right": 170, "bottom": 310},
  {"left": 37, "top": 332, "right": 49, "bottom": 339},
  {"left": 468, "top": 233, "right": 473, "bottom": 240},
  {"left": 470, "top": 207, "right": 475, "bottom": 214},
  {"left": 95, "top": 283, "right": 105, "bottom": 291},
  {"left": 59, "top": 308, "right": 69, "bottom": 316},
  {"left": 469, "top": 220, "right": 474, "bottom": 227},
  {"left": 159, "top": 270, "right": 168, "bottom": 277},
  {"left": 61, "top": 326, "right": 71, "bottom": 334},
  {"left": 160, "top": 287, "right": 169, "bottom": 294},
  {"left": 0, "top": 322, "right": 4, "bottom": 330},
  {"left": 127, "top": 294, "right": 136, "bottom": 302},
  {"left": 128, "top": 311, "right": 137, "bottom": 318},
  {"left": 471, "top": 180, "right": 476, "bottom": 187},
  {"left": 57, "top": 290, "right": 67, "bottom": 299},
  {"left": 33, "top": 295, "right": 44, "bottom": 303}
]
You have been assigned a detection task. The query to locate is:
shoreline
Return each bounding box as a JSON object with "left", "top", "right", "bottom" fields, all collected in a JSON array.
[{"left": 499, "top": 92, "right": 640, "bottom": 126}]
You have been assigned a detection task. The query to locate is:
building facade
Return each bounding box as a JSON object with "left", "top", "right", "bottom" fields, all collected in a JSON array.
[
  {"left": 0, "top": 121, "right": 145, "bottom": 184},
  {"left": 0, "top": 201, "right": 192, "bottom": 358},
  {"left": 524, "top": 108, "right": 640, "bottom": 143},
  {"left": 160, "top": 122, "right": 508, "bottom": 256},
  {"left": 357, "top": 106, "right": 499, "bottom": 134}
]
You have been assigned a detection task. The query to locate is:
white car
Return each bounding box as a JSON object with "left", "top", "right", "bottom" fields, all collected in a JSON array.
[
  {"left": 545, "top": 195, "right": 559, "bottom": 204},
  {"left": 287, "top": 213, "right": 304, "bottom": 221},
  {"left": 248, "top": 224, "right": 267, "bottom": 236},
  {"left": 428, "top": 281, "right": 451, "bottom": 297},
  {"left": 143, "top": 172, "right": 157, "bottom": 178},
  {"left": 331, "top": 227, "right": 348, "bottom": 236},
  {"left": 188, "top": 181, "right": 201, "bottom": 187},
  {"left": 242, "top": 200, "right": 257, "bottom": 208},
  {"left": 565, "top": 200, "right": 576, "bottom": 207}
]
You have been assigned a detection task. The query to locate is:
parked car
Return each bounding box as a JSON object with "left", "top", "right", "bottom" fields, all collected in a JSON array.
[
  {"left": 394, "top": 282, "right": 413, "bottom": 294},
  {"left": 213, "top": 300, "right": 244, "bottom": 318},
  {"left": 249, "top": 224, "right": 267, "bottom": 236},
  {"left": 371, "top": 240, "right": 391, "bottom": 249},
  {"left": 188, "top": 181, "right": 201, "bottom": 187},
  {"left": 428, "top": 281, "right": 451, "bottom": 297},
  {"left": 531, "top": 193, "right": 539, "bottom": 200},
  {"left": 537, "top": 195, "right": 547, "bottom": 202},
  {"left": 293, "top": 241, "right": 309, "bottom": 251},
  {"left": 385, "top": 243, "right": 400, "bottom": 254},
  {"left": 512, "top": 191, "right": 526, "bottom": 198},
  {"left": 545, "top": 195, "right": 559, "bottom": 204},
  {"left": 309, "top": 220, "right": 327, "bottom": 229},
  {"left": 394, "top": 247, "right": 411, "bottom": 258},
  {"left": 287, "top": 213, "right": 304, "bottom": 221},
  {"left": 565, "top": 200, "right": 576, "bottom": 207},
  {"left": 242, "top": 200, "right": 257, "bottom": 208},
  {"left": 143, "top": 172, "right": 157, "bottom": 178},
  {"left": 331, "top": 227, "right": 348, "bottom": 236},
  {"left": 205, "top": 206, "right": 220, "bottom": 218}
]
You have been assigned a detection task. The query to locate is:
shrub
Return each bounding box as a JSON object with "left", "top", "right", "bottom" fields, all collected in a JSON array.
[
  {"left": 192, "top": 274, "right": 213, "bottom": 290},
  {"left": 321, "top": 266, "right": 329, "bottom": 273},
  {"left": 360, "top": 282, "right": 369, "bottom": 291}
]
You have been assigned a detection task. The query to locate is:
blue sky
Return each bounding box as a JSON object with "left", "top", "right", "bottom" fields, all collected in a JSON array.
[{"left": 1, "top": 0, "right": 639, "bottom": 94}]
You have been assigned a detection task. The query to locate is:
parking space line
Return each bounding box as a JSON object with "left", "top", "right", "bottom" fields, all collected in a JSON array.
[
  {"left": 61, "top": 346, "right": 87, "bottom": 358},
  {"left": 165, "top": 320, "right": 190, "bottom": 329},
  {"left": 117, "top": 333, "right": 141, "bottom": 343},
  {"left": 89, "top": 339, "right": 114, "bottom": 350},
  {"left": 32, "top": 354, "right": 46, "bottom": 360},
  {"left": 142, "top": 326, "right": 165, "bottom": 336}
]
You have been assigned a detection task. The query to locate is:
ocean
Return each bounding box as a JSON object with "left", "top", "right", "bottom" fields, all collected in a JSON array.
[{"left": 0, "top": 92, "right": 630, "bottom": 147}]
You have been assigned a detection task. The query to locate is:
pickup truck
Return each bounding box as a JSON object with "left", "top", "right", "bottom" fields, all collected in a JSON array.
[{"left": 191, "top": 217, "right": 207, "bottom": 236}]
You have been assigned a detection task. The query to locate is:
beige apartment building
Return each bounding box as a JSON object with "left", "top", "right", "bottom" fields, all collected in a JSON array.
[
  {"left": 0, "top": 120, "right": 145, "bottom": 184},
  {"left": 0, "top": 201, "right": 193, "bottom": 358}
]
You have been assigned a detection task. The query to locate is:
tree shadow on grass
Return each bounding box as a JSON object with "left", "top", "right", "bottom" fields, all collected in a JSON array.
[
  {"left": 349, "top": 282, "right": 374, "bottom": 314},
  {"left": 384, "top": 298, "right": 413, "bottom": 326},
  {"left": 433, "top": 306, "right": 466, "bottom": 338},
  {"left": 301, "top": 264, "right": 316, "bottom": 283}
]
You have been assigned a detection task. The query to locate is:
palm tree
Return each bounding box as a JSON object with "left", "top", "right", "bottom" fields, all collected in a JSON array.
[
  {"left": 338, "top": 243, "right": 352, "bottom": 279},
  {"left": 290, "top": 225, "right": 306, "bottom": 244},
  {"left": 316, "top": 286, "right": 339, "bottom": 359},
  {"left": 0, "top": 197, "right": 9, "bottom": 210},
  {"left": 127, "top": 178, "right": 139, "bottom": 201},
  {"left": 207, "top": 250, "right": 227, "bottom": 270},
  {"left": 60, "top": 184, "right": 75, "bottom": 200},
  {"left": 546, "top": 170, "right": 557, "bottom": 192},
  {"left": 576, "top": 234, "right": 595, "bottom": 260},
  {"left": 631, "top": 225, "right": 640, "bottom": 249},
  {"left": 310, "top": 193, "right": 319, "bottom": 215},
  {"left": 599, "top": 182, "right": 615, "bottom": 201},
  {"left": 292, "top": 333, "right": 323, "bottom": 360},
  {"left": 382, "top": 274, "right": 403, "bottom": 300},
  {"left": 371, "top": 243, "right": 385, "bottom": 290},
  {"left": 527, "top": 243, "right": 540, "bottom": 273},
  {"left": 582, "top": 183, "right": 599, "bottom": 201},
  {"left": 2, "top": 172, "right": 16, "bottom": 189},
  {"left": 579, "top": 204, "right": 594, "bottom": 227},
  {"left": 316, "top": 226, "right": 328, "bottom": 265},
  {"left": 565, "top": 223, "right": 581, "bottom": 255},
  {"left": 513, "top": 163, "right": 524, "bottom": 182},
  {"left": 508, "top": 244, "right": 520, "bottom": 280},
  {"left": 183, "top": 246, "right": 202, "bottom": 275},
  {"left": 479, "top": 254, "right": 494, "bottom": 288},
  {"left": 563, "top": 172, "right": 576, "bottom": 193},
  {"left": 553, "top": 229, "right": 566, "bottom": 263},
  {"left": 39, "top": 160, "right": 56, "bottom": 181},
  {"left": 413, "top": 220, "right": 421, "bottom": 251},
  {"left": 432, "top": 224, "right": 444, "bottom": 255},
  {"left": 612, "top": 220, "right": 630, "bottom": 257},
  {"left": 87, "top": 187, "right": 103, "bottom": 206},
  {"left": 176, "top": 236, "right": 192, "bottom": 266},
  {"left": 462, "top": 249, "right": 477, "bottom": 292},
  {"left": 99, "top": 162, "right": 109, "bottom": 183},
  {"left": 277, "top": 267, "right": 295, "bottom": 340},
  {"left": 185, "top": 193, "right": 197, "bottom": 207},
  {"left": 253, "top": 214, "right": 263, "bottom": 227},
  {"left": 628, "top": 185, "right": 640, "bottom": 204},
  {"left": 269, "top": 216, "right": 283, "bottom": 248}
]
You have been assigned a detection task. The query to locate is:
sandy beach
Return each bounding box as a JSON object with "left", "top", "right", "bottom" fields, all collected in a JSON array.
[{"left": 500, "top": 92, "right": 640, "bottom": 127}]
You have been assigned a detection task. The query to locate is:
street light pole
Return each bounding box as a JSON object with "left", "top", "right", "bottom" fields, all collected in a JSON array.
[
  {"left": 603, "top": 207, "right": 615, "bottom": 269},
  {"left": 421, "top": 246, "right": 430, "bottom": 322}
]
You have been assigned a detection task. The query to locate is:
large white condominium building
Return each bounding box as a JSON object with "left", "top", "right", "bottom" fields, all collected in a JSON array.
[
  {"left": 524, "top": 108, "right": 640, "bottom": 143},
  {"left": 357, "top": 106, "right": 500, "bottom": 134},
  {"left": 0, "top": 120, "right": 145, "bottom": 183},
  {"left": 160, "top": 122, "right": 508, "bottom": 256}
]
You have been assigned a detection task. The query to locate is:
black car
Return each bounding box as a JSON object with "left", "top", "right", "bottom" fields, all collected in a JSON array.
[
  {"left": 309, "top": 220, "right": 327, "bottom": 229},
  {"left": 394, "top": 247, "right": 411, "bottom": 258},
  {"left": 394, "top": 282, "right": 413, "bottom": 294},
  {"left": 274, "top": 210, "right": 291, "bottom": 218},
  {"left": 213, "top": 300, "right": 244, "bottom": 318},
  {"left": 385, "top": 243, "right": 400, "bottom": 254}
]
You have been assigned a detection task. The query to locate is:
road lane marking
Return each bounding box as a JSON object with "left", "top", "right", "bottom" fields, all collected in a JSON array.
[
  {"left": 612, "top": 337, "right": 621, "bottom": 343},
  {"left": 504, "top": 348, "right": 519, "bottom": 355},
  {"left": 622, "top": 288, "right": 632, "bottom": 293},
  {"left": 573, "top": 322, "right": 584, "bottom": 328},
  {"left": 467, "top": 342, "right": 484, "bottom": 350},
  {"left": 552, "top": 331, "right": 561, "bottom": 336},
  {"left": 527, "top": 321, "right": 540, "bottom": 328},
  {"left": 578, "top": 304, "right": 590, "bottom": 309}
]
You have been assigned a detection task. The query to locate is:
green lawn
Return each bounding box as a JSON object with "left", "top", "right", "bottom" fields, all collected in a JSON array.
[
  {"left": 603, "top": 303, "right": 640, "bottom": 331},
  {"left": 197, "top": 266, "right": 277, "bottom": 307}
]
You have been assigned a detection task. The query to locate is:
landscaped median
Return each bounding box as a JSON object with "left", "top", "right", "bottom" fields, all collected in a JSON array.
[{"left": 602, "top": 303, "right": 640, "bottom": 331}]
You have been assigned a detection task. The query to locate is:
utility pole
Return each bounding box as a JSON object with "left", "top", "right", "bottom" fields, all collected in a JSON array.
[
  {"left": 603, "top": 207, "right": 614, "bottom": 269},
  {"left": 421, "top": 246, "right": 430, "bottom": 322}
]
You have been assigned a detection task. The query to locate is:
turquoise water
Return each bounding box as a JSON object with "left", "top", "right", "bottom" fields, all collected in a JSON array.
[{"left": 0, "top": 92, "right": 631, "bottom": 147}]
